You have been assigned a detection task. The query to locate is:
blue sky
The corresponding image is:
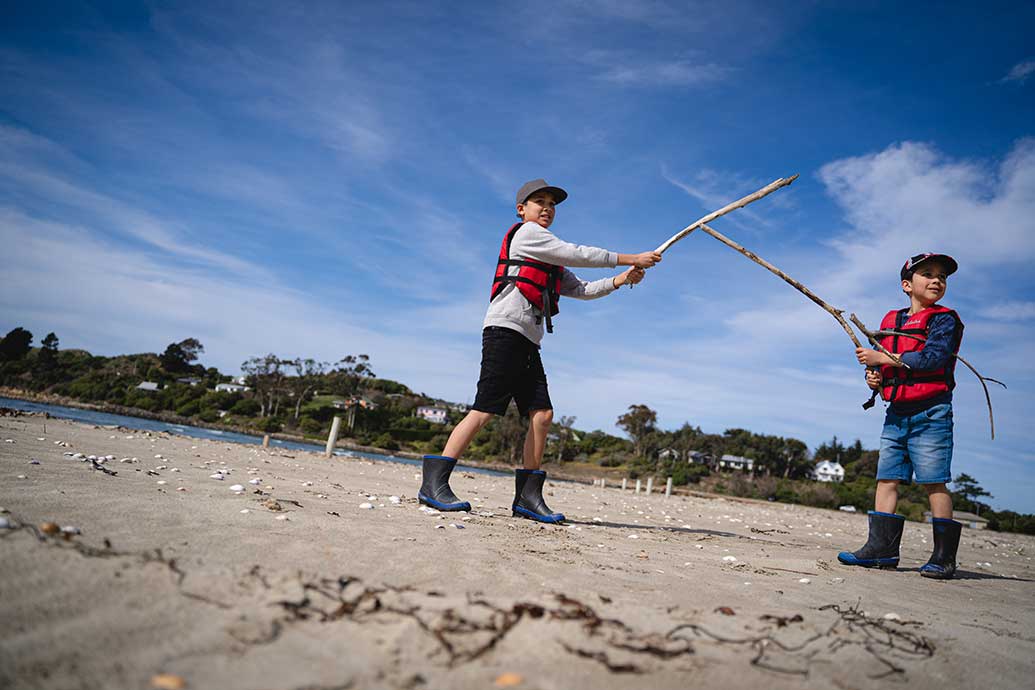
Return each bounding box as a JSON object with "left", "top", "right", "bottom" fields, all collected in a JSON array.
[{"left": 2, "top": 2, "right": 1034, "bottom": 511}]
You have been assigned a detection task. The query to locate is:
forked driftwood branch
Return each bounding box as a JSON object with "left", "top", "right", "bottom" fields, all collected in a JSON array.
[
  {"left": 655, "top": 176, "right": 799, "bottom": 254},
  {"left": 696, "top": 223, "right": 902, "bottom": 364},
  {"left": 851, "top": 315, "right": 1007, "bottom": 440}
]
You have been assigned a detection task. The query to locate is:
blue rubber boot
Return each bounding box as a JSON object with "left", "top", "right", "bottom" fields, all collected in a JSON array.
[
  {"left": 920, "top": 518, "right": 962, "bottom": 579},
  {"left": 513, "top": 469, "right": 564, "bottom": 524},
  {"left": 837, "top": 511, "right": 905, "bottom": 568},
  {"left": 418, "top": 455, "right": 471, "bottom": 511}
]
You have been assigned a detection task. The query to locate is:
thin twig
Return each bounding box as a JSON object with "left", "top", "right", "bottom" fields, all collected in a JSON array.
[{"left": 851, "top": 315, "right": 1007, "bottom": 440}]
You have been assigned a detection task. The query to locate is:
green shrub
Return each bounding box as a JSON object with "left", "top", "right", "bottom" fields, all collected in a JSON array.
[{"left": 230, "top": 398, "right": 261, "bottom": 416}]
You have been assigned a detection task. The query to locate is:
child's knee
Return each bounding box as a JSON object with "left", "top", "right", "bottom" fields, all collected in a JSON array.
[{"left": 531, "top": 408, "right": 553, "bottom": 428}]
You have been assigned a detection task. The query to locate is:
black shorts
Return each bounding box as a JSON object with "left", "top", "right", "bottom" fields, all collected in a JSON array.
[{"left": 472, "top": 326, "right": 552, "bottom": 416}]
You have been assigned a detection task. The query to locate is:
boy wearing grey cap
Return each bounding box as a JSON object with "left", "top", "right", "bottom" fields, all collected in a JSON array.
[
  {"left": 839, "top": 253, "right": 966, "bottom": 579},
  {"left": 418, "top": 178, "right": 661, "bottom": 523}
]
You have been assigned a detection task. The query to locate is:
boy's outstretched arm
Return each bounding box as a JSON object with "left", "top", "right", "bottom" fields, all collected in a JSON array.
[
  {"left": 613, "top": 267, "right": 646, "bottom": 288},
  {"left": 617, "top": 251, "right": 662, "bottom": 268}
]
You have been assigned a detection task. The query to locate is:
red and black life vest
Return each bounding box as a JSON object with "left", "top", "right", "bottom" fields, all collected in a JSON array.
[
  {"left": 490, "top": 222, "right": 564, "bottom": 332},
  {"left": 878, "top": 305, "right": 964, "bottom": 404}
]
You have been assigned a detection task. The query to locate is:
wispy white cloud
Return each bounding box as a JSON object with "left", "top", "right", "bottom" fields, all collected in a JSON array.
[
  {"left": 660, "top": 165, "right": 777, "bottom": 229},
  {"left": 999, "top": 58, "right": 1035, "bottom": 84},
  {"left": 584, "top": 50, "right": 732, "bottom": 87},
  {"left": 980, "top": 301, "right": 1035, "bottom": 320}
]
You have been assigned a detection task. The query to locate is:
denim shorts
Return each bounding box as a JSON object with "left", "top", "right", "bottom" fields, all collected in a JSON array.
[{"left": 876, "top": 403, "right": 953, "bottom": 484}]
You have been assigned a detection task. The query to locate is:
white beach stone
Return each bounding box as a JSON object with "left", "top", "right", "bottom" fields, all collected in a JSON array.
[
  {"left": 450, "top": 523, "right": 465, "bottom": 529},
  {"left": 155, "top": 454, "right": 163, "bottom": 459},
  {"left": 798, "top": 578, "right": 811, "bottom": 584},
  {"left": 61, "top": 526, "right": 81, "bottom": 535},
  {"left": 275, "top": 515, "right": 289, "bottom": 521},
  {"left": 29, "top": 459, "right": 40, "bottom": 465},
  {"left": 388, "top": 496, "right": 401, "bottom": 504},
  {"left": 156, "top": 480, "right": 167, "bottom": 485},
  {"left": 240, "top": 509, "right": 250, "bottom": 514},
  {"left": 170, "top": 468, "right": 180, "bottom": 473},
  {"left": 0, "top": 517, "right": 11, "bottom": 529},
  {"left": 628, "top": 534, "right": 638, "bottom": 539},
  {"left": 249, "top": 478, "right": 261, "bottom": 485},
  {"left": 883, "top": 613, "right": 902, "bottom": 621},
  {"left": 229, "top": 484, "right": 245, "bottom": 492},
  {"left": 16, "top": 474, "right": 27, "bottom": 479},
  {"left": 722, "top": 556, "right": 738, "bottom": 562},
  {"left": 209, "top": 474, "right": 224, "bottom": 480},
  {"left": 359, "top": 503, "right": 374, "bottom": 509}
]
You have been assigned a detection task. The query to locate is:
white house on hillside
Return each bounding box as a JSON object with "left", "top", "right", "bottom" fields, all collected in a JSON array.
[
  {"left": 813, "top": 460, "right": 845, "bottom": 483},
  {"left": 215, "top": 383, "right": 249, "bottom": 393},
  {"left": 719, "top": 454, "right": 754, "bottom": 472},
  {"left": 416, "top": 406, "right": 448, "bottom": 425}
]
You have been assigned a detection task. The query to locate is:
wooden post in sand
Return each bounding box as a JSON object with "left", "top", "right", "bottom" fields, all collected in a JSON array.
[
  {"left": 622, "top": 478, "right": 628, "bottom": 491},
  {"left": 600, "top": 478, "right": 606, "bottom": 489},
  {"left": 665, "top": 477, "right": 673, "bottom": 497},
  {"left": 646, "top": 477, "right": 654, "bottom": 495},
  {"left": 635, "top": 479, "right": 641, "bottom": 494},
  {"left": 325, "top": 416, "right": 342, "bottom": 457},
  {"left": 262, "top": 434, "right": 270, "bottom": 448}
]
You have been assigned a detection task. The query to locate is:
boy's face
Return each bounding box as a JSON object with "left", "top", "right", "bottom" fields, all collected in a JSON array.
[
  {"left": 903, "top": 260, "right": 950, "bottom": 306},
  {"left": 517, "top": 191, "right": 557, "bottom": 229}
]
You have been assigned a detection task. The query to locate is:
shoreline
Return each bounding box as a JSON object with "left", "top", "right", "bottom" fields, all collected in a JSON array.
[{"left": 0, "top": 388, "right": 644, "bottom": 488}]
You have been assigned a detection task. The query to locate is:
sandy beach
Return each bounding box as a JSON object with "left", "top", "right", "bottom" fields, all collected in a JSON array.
[{"left": 2, "top": 412, "right": 1033, "bottom": 690}]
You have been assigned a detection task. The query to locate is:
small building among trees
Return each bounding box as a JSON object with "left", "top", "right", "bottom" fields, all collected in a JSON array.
[
  {"left": 719, "top": 454, "right": 754, "bottom": 472},
  {"left": 813, "top": 460, "right": 845, "bottom": 483}
]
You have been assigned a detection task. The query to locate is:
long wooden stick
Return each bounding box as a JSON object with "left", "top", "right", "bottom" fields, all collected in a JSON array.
[
  {"left": 655, "top": 176, "right": 799, "bottom": 254},
  {"left": 851, "top": 315, "right": 1006, "bottom": 440},
  {"left": 697, "top": 223, "right": 901, "bottom": 363}
]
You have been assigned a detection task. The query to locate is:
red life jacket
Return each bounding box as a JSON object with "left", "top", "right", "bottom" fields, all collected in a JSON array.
[
  {"left": 878, "top": 305, "right": 964, "bottom": 404},
  {"left": 490, "top": 222, "right": 564, "bottom": 332}
]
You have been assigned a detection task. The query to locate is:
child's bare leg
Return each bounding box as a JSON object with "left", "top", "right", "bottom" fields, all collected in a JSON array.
[
  {"left": 875, "top": 479, "right": 900, "bottom": 513},
  {"left": 442, "top": 410, "right": 493, "bottom": 460},
  {"left": 522, "top": 408, "right": 554, "bottom": 470},
  {"left": 924, "top": 483, "right": 953, "bottom": 519}
]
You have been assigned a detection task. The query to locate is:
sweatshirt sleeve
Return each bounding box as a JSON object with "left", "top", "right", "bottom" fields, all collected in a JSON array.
[
  {"left": 510, "top": 222, "right": 618, "bottom": 268},
  {"left": 899, "top": 313, "right": 959, "bottom": 371},
  {"left": 559, "top": 268, "right": 618, "bottom": 300}
]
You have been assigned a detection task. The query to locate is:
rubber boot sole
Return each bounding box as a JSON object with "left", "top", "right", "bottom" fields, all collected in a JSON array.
[
  {"left": 418, "top": 493, "right": 471, "bottom": 512},
  {"left": 512, "top": 506, "right": 564, "bottom": 524}
]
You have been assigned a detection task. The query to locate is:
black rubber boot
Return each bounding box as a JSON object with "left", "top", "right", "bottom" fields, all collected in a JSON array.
[
  {"left": 512, "top": 469, "right": 564, "bottom": 524},
  {"left": 417, "top": 455, "right": 471, "bottom": 511},
  {"left": 837, "top": 511, "right": 905, "bottom": 568},
  {"left": 920, "top": 518, "right": 962, "bottom": 579}
]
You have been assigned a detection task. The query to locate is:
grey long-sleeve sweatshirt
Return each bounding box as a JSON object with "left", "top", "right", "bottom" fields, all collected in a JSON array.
[{"left": 483, "top": 221, "right": 620, "bottom": 346}]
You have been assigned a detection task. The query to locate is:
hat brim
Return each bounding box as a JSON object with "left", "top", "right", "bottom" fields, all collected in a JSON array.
[
  {"left": 520, "top": 185, "right": 568, "bottom": 205},
  {"left": 911, "top": 254, "right": 958, "bottom": 276}
]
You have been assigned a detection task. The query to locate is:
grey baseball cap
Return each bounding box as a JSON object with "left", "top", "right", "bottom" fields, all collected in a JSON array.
[{"left": 516, "top": 179, "right": 568, "bottom": 206}]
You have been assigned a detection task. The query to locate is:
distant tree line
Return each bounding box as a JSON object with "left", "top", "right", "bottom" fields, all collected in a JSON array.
[{"left": 0, "top": 325, "right": 1030, "bottom": 534}]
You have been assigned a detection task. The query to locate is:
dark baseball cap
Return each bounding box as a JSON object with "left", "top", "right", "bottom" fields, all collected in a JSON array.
[
  {"left": 516, "top": 179, "right": 568, "bottom": 206},
  {"left": 900, "top": 253, "right": 958, "bottom": 280}
]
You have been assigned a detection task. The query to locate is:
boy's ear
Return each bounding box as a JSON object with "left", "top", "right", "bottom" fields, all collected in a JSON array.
[
  {"left": 516, "top": 202, "right": 524, "bottom": 219},
  {"left": 901, "top": 279, "right": 912, "bottom": 295}
]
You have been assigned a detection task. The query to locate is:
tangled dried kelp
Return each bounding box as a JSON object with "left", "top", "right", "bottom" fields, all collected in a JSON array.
[
  {"left": 267, "top": 577, "right": 693, "bottom": 672},
  {"left": 668, "top": 601, "right": 934, "bottom": 678}
]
